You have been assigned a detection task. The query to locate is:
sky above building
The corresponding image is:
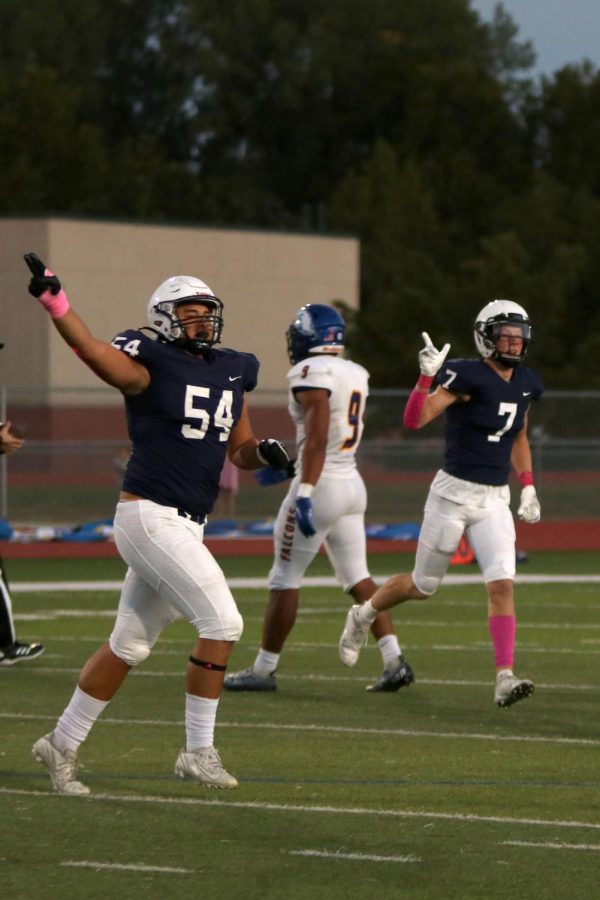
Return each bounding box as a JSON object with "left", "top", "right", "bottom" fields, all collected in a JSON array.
[{"left": 471, "top": 0, "right": 600, "bottom": 76}]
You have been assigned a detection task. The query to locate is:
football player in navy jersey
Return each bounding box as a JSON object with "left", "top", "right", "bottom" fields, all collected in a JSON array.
[
  {"left": 339, "top": 300, "right": 542, "bottom": 708},
  {"left": 23, "top": 252, "right": 289, "bottom": 794}
]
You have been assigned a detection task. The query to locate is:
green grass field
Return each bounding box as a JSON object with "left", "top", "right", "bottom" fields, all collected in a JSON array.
[{"left": 1, "top": 551, "right": 599, "bottom": 899}]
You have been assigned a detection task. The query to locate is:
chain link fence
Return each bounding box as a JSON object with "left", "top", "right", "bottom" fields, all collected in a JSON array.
[{"left": 1, "top": 386, "right": 599, "bottom": 526}]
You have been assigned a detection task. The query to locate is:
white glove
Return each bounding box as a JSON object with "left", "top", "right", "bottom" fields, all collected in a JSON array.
[
  {"left": 517, "top": 485, "right": 541, "bottom": 524},
  {"left": 419, "top": 332, "right": 451, "bottom": 377}
]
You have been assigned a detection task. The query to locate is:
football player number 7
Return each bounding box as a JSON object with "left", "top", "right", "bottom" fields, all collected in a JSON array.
[{"left": 488, "top": 402, "right": 517, "bottom": 443}]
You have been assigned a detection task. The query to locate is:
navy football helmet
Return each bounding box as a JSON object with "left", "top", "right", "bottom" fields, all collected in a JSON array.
[
  {"left": 474, "top": 299, "right": 531, "bottom": 368},
  {"left": 286, "top": 304, "right": 345, "bottom": 365},
  {"left": 147, "top": 275, "right": 223, "bottom": 352}
]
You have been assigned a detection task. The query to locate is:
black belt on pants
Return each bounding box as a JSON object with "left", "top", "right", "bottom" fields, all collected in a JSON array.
[{"left": 177, "top": 508, "right": 207, "bottom": 525}]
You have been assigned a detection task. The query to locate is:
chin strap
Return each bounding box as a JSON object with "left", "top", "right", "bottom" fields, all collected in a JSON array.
[
  {"left": 177, "top": 338, "right": 214, "bottom": 356},
  {"left": 494, "top": 353, "right": 521, "bottom": 369}
]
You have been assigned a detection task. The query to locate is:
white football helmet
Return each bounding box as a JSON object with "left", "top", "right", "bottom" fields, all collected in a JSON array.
[
  {"left": 147, "top": 275, "right": 223, "bottom": 351},
  {"left": 474, "top": 299, "right": 531, "bottom": 368}
]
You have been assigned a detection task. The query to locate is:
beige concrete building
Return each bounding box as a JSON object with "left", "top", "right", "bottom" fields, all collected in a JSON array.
[{"left": 1, "top": 216, "right": 359, "bottom": 404}]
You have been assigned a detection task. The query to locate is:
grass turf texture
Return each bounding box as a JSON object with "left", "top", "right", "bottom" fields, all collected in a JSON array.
[{"left": 1, "top": 551, "right": 599, "bottom": 899}]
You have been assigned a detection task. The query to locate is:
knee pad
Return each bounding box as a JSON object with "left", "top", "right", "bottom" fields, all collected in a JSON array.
[
  {"left": 196, "top": 608, "right": 244, "bottom": 642},
  {"left": 109, "top": 632, "right": 152, "bottom": 667},
  {"left": 225, "top": 609, "right": 244, "bottom": 642},
  {"left": 268, "top": 559, "right": 304, "bottom": 591},
  {"left": 411, "top": 569, "right": 439, "bottom": 597}
]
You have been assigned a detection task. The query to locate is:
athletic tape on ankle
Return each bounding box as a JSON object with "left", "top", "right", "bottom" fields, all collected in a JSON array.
[{"left": 189, "top": 655, "right": 227, "bottom": 671}]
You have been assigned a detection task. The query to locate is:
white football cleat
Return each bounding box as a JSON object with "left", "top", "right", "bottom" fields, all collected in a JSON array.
[
  {"left": 495, "top": 671, "right": 535, "bottom": 708},
  {"left": 32, "top": 733, "right": 90, "bottom": 796},
  {"left": 338, "top": 604, "right": 370, "bottom": 667},
  {"left": 223, "top": 666, "right": 276, "bottom": 691},
  {"left": 175, "top": 746, "right": 238, "bottom": 789}
]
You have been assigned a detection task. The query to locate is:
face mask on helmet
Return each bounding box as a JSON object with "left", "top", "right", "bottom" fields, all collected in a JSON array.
[
  {"left": 473, "top": 299, "right": 532, "bottom": 369},
  {"left": 147, "top": 276, "right": 223, "bottom": 353},
  {"left": 286, "top": 304, "right": 346, "bottom": 365}
]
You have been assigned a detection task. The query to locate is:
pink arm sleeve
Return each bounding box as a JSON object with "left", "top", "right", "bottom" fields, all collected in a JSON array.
[{"left": 403, "top": 375, "right": 433, "bottom": 429}]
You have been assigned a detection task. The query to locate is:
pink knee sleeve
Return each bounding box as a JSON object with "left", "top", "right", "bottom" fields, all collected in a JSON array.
[{"left": 488, "top": 615, "right": 516, "bottom": 669}]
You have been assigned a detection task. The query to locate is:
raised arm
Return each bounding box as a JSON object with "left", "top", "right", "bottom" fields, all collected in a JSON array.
[
  {"left": 24, "top": 253, "right": 149, "bottom": 395},
  {"left": 403, "top": 331, "right": 458, "bottom": 429}
]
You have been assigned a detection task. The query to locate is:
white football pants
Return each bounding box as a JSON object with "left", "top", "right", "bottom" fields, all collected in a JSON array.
[
  {"left": 109, "top": 499, "right": 243, "bottom": 666},
  {"left": 268, "top": 472, "right": 371, "bottom": 592},
  {"left": 412, "top": 470, "right": 516, "bottom": 595}
]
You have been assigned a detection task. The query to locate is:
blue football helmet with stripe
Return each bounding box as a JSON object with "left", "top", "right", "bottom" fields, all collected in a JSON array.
[{"left": 286, "top": 304, "right": 345, "bottom": 364}]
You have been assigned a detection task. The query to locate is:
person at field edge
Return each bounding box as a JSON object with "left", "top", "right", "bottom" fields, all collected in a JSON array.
[
  {"left": 224, "top": 304, "right": 414, "bottom": 694},
  {"left": 24, "top": 252, "right": 290, "bottom": 795},
  {"left": 0, "top": 414, "right": 45, "bottom": 666},
  {"left": 338, "top": 300, "right": 543, "bottom": 708}
]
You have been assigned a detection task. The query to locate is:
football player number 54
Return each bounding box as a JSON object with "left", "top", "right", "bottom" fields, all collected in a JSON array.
[
  {"left": 111, "top": 337, "right": 235, "bottom": 442},
  {"left": 182, "top": 386, "right": 234, "bottom": 441}
]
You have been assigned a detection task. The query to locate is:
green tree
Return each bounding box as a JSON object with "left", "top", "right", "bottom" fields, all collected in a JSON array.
[
  {"left": 459, "top": 173, "right": 600, "bottom": 387},
  {"left": 3, "top": 0, "right": 600, "bottom": 393},
  {"left": 533, "top": 63, "right": 600, "bottom": 196},
  {"left": 330, "top": 140, "right": 457, "bottom": 385}
]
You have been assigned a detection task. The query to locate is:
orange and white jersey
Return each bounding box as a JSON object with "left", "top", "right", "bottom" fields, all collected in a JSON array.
[{"left": 287, "top": 354, "right": 369, "bottom": 476}]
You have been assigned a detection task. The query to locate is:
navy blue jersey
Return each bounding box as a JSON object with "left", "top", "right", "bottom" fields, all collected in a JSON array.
[
  {"left": 111, "top": 330, "right": 259, "bottom": 517},
  {"left": 434, "top": 358, "right": 543, "bottom": 485}
]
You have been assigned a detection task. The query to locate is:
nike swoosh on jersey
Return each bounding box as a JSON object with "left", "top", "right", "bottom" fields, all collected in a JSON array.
[
  {"left": 229, "top": 376, "right": 242, "bottom": 381},
  {"left": 522, "top": 391, "right": 531, "bottom": 396}
]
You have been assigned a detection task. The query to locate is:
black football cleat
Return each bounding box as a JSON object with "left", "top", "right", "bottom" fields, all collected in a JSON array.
[
  {"left": 0, "top": 642, "right": 45, "bottom": 666},
  {"left": 366, "top": 655, "right": 415, "bottom": 692}
]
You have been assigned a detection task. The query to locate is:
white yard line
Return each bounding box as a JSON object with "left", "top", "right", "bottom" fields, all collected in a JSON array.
[
  {"left": 2, "top": 786, "right": 600, "bottom": 831},
  {"left": 11, "top": 635, "right": 600, "bottom": 657},
  {"left": 4, "top": 664, "right": 600, "bottom": 693},
  {"left": 2, "top": 710, "right": 600, "bottom": 746},
  {"left": 13, "top": 610, "right": 600, "bottom": 631},
  {"left": 61, "top": 860, "right": 194, "bottom": 873},
  {"left": 10, "top": 573, "right": 600, "bottom": 592},
  {"left": 289, "top": 849, "right": 420, "bottom": 863},
  {"left": 501, "top": 840, "right": 600, "bottom": 852}
]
